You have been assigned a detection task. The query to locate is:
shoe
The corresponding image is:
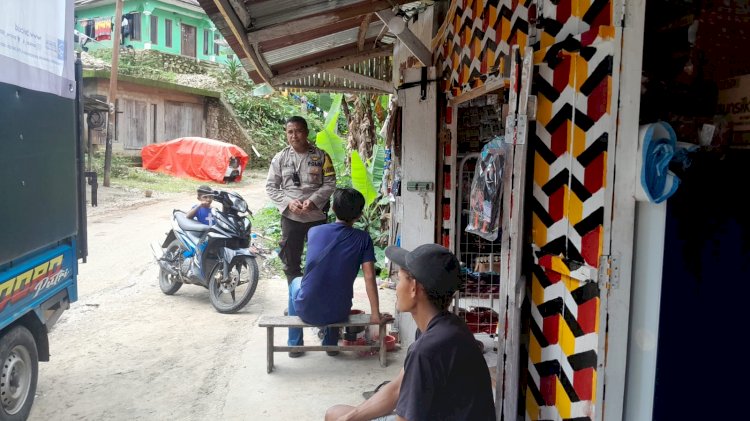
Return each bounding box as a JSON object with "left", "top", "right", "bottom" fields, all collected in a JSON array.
[
  {"left": 288, "top": 351, "right": 304, "bottom": 358},
  {"left": 326, "top": 351, "right": 340, "bottom": 356}
]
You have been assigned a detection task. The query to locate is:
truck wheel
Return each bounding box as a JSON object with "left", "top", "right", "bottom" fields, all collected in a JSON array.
[
  {"left": 0, "top": 326, "right": 37, "bottom": 421},
  {"left": 159, "top": 239, "right": 183, "bottom": 295}
]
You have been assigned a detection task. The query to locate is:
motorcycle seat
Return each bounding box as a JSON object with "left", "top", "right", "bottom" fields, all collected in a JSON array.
[{"left": 175, "top": 212, "right": 211, "bottom": 232}]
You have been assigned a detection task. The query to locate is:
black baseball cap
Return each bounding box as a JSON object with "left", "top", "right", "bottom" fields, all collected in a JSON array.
[{"left": 385, "top": 244, "right": 460, "bottom": 294}]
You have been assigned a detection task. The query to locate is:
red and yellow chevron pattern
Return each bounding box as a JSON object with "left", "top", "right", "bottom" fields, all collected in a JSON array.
[
  {"left": 525, "top": 266, "right": 600, "bottom": 420},
  {"left": 440, "top": 0, "right": 531, "bottom": 97},
  {"left": 435, "top": 1, "right": 614, "bottom": 419},
  {"left": 527, "top": 0, "right": 614, "bottom": 418}
]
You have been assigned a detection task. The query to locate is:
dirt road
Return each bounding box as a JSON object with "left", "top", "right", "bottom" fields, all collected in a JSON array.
[{"left": 28, "top": 178, "right": 402, "bottom": 420}]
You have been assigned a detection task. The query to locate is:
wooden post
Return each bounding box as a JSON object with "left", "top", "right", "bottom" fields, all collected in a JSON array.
[
  {"left": 498, "top": 45, "right": 533, "bottom": 421},
  {"left": 266, "top": 327, "right": 274, "bottom": 373},
  {"left": 104, "top": 0, "right": 124, "bottom": 187},
  {"left": 379, "top": 323, "right": 387, "bottom": 367}
]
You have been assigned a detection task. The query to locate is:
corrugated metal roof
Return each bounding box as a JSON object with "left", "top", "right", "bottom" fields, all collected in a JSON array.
[
  {"left": 264, "top": 22, "right": 386, "bottom": 66},
  {"left": 196, "top": 0, "right": 416, "bottom": 93},
  {"left": 279, "top": 55, "right": 393, "bottom": 94},
  {"left": 247, "top": 0, "right": 365, "bottom": 29}
]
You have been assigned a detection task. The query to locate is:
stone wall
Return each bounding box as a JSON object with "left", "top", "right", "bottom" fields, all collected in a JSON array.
[
  {"left": 206, "top": 98, "right": 252, "bottom": 164},
  {"left": 136, "top": 50, "right": 219, "bottom": 74}
]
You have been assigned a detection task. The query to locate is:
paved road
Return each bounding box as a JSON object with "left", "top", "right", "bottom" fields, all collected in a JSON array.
[{"left": 28, "top": 182, "right": 402, "bottom": 421}]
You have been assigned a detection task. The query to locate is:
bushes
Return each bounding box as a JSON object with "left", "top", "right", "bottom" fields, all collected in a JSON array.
[{"left": 223, "top": 88, "right": 325, "bottom": 168}]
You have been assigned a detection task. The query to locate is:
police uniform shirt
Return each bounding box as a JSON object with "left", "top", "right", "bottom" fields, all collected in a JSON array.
[{"left": 265, "top": 145, "right": 336, "bottom": 223}]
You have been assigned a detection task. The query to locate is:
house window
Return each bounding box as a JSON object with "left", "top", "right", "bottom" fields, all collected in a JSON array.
[
  {"left": 203, "top": 29, "right": 210, "bottom": 55},
  {"left": 130, "top": 13, "right": 141, "bottom": 41},
  {"left": 214, "top": 34, "right": 220, "bottom": 56},
  {"left": 165, "top": 19, "right": 172, "bottom": 47},
  {"left": 150, "top": 15, "right": 158, "bottom": 44}
]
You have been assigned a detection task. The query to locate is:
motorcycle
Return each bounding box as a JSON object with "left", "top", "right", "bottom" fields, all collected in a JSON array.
[{"left": 151, "top": 189, "right": 259, "bottom": 314}]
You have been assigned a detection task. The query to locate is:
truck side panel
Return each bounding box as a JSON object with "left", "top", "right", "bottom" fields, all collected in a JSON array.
[
  {"left": 0, "top": 241, "right": 78, "bottom": 332},
  {"left": 0, "top": 81, "right": 79, "bottom": 267}
]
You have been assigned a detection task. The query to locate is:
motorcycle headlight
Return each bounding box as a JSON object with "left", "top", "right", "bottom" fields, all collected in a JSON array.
[{"left": 229, "top": 192, "right": 248, "bottom": 213}]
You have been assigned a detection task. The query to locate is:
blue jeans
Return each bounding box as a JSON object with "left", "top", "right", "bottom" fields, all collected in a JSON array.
[{"left": 287, "top": 277, "right": 340, "bottom": 346}]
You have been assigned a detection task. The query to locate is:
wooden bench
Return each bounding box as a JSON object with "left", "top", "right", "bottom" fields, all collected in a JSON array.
[{"left": 258, "top": 314, "right": 394, "bottom": 373}]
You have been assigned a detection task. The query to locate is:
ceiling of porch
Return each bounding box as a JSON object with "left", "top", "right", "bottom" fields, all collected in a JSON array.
[{"left": 197, "top": 0, "right": 428, "bottom": 94}]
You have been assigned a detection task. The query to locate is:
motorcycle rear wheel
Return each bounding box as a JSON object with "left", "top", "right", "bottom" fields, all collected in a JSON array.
[
  {"left": 208, "top": 256, "right": 259, "bottom": 314},
  {"left": 159, "top": 239, "right": 183, "bottom": 295}
]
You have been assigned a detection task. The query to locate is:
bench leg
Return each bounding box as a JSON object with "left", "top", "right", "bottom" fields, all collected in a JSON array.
[
  {"left": 267, "top": 327, "right": 274, "bottom": 373},
  {"left": 379, "top": 323, "right": 387, "bottom": 367}
]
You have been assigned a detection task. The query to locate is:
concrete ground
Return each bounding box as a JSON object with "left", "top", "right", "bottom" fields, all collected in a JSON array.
[
  {"left": 222, "top": 273, "right": 405, "bottom": 420},
  {"left": 28, "top": 173, "right": 405, "bottom": 420}
]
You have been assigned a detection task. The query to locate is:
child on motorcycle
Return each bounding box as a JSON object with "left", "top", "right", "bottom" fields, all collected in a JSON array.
[{"left": 186, "top": 185, "right": 215, "bottom": 225}]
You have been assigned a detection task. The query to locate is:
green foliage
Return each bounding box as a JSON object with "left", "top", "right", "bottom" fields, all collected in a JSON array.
[
  {"left": 354, "top": 202, "right": 389, "bottom": 247},
  {"left": 368, "top": 143, "right": 386, "bottom": 192},
  {"left": 91, "top": 49, "right": 177, "bottom": 82},
  {"left": 223, "top": 88, "right": 325, "bottom": 168},
  {"left": 224, "top": 56, "right": 243, "bottom": 84},
  {"left": 315, "top": 94, "right": 347, "bottom": 177},
  {"left": 84, "top": 152, "right": 229, "bottom": 192},
  {"left": 350, "top": 150, "right": 377, "bottom": 206},
  {"left": 251, "top": 204, "right": 282, "bottom": 244},
  {"left": 86, "top": 152, "right": 132, "bottom": 179}
]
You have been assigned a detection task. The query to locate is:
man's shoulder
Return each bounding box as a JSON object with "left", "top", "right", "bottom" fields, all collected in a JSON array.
[
  {"left": 418, "top": 313, "right": 469, "bottom": 347},
  {"left": 309, "top": 145, "right": 331, "bottom": 157},
  {"left": 271, "top": 146, "right": 292, "bottom": 160}
]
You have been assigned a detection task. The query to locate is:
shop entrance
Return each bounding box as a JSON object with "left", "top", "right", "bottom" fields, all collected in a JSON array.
[{"left": 639, "top": 1, "right": 750, "bottom": 419}]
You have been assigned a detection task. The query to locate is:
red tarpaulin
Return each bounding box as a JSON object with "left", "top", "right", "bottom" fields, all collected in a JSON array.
[{"left": 141, "top": 137, "right": 249, "bottom": 183}]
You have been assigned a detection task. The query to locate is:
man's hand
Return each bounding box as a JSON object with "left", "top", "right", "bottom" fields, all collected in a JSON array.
[
  {"left": 370, "top": 312, "right": 394, "bottom": 325},
  {"left": 288, "top": 199, "right": 304, "bottom": 214},
  {"left": 301, "top": 199, "right": 317, "bottom": 212}
]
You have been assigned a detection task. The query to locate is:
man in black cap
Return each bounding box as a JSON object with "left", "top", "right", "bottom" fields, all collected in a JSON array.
[{"left": 325, "top": 244, "right": 496, "bottom": 421}]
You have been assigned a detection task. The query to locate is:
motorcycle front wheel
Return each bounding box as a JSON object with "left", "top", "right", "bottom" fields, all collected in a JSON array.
[
  {"left": 159, "top": 239, "right": 183, "bottom": 295},
  {"left": 208, "top": 256, "right": 259, "bottom": 314}
]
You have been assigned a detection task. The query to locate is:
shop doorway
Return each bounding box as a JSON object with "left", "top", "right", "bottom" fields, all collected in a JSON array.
[{"left": 639, "top": 1, "right": 750, "bottom": 419}]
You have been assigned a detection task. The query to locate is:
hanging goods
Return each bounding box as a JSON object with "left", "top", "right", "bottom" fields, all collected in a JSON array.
[
  {"left": 465, "top": 136, "right": 509, "bottom": 241},
  {"left": 636, "top": 122, "right": 681, "bottom": 203}
]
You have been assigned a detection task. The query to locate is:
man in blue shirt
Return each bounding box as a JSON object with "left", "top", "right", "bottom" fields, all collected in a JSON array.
[
  {"left": 325, "top": 244, "right": 496, "bottom": 421},
  {"left": 287, "top": 188, "right": 386, "bottom": 357}
]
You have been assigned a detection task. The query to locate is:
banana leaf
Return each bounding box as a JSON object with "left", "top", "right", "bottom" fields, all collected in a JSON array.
[
  {"left": 367, "top": 143, "right": 386, "bottom": 192},
  {"left": 351, "top": 150, "right": 378, "bottom": 206},
  {"left": 315, "top": 94, "right": 347, "bottom": 174}
]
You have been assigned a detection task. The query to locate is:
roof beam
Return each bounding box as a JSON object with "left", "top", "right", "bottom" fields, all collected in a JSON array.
[
  {"left": 211, "top": 0, "right": 273, "bottom": 83},
  {"left": 375, "top": 9, "right": 432, "bottom": 66},
  {"left": 326, "top": 68, "right": 394, "bottom": 93},
  {"left": 251, "top": 42, "right": 274, "bottom": 80},
  {"left": 269, "top": 44, "right": 393, "bottom": 85},
  {"left": 226, "top": 0, "right": 251, "bottom": 30},
  {"left": 279, "top": 85, "right": 388, "bottom": 94},
  {"left": 259, "top": 17, "right": 363, "bottom": 52},
  {"left": 246, "top": 0, "right": 413, "bottom": 44},
  {"left": 358, "top": 14, "right": 373, "bottom": 51}
]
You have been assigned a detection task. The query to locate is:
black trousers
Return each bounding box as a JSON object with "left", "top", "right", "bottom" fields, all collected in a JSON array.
[{"left": 279, "top": 216, "right": 325, "bottom": 284}]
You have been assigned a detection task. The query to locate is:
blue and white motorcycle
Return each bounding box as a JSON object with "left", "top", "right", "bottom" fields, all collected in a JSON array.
[{"left": 152, "top": 190, "right": 259, "bottom": 313}]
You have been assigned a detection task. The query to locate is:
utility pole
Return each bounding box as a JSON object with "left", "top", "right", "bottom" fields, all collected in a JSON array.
[{"left": 104, "top": 0, "right": 124, "bottom": 187}]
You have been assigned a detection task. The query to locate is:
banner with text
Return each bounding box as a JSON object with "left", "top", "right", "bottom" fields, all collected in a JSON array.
[{"left": 0, "top": 0, "right": 75, "bottom": 98}]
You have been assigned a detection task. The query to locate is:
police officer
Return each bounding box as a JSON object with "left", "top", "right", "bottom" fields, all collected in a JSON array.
[{"left": 266, "top": 116, "right": 336, "bottom": 284}]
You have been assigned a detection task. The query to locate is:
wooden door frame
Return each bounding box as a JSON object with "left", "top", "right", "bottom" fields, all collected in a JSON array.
[{"left": 181, "top": 23, "right": 196, "bottom": 58}]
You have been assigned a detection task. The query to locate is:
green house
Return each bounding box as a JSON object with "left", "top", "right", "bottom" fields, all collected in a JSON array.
[{"left": 74, "top": 0, "right": 232, "bottom": 64}]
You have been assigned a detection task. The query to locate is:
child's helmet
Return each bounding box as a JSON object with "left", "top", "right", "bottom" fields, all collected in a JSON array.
[{"left": 197, "top": 185, "right": 213, "bottom": 195}]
